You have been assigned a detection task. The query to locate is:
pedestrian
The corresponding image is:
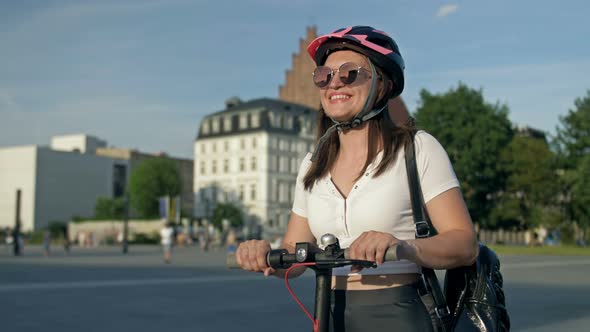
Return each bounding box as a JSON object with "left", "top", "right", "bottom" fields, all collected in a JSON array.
[
  {"left": 160, "top": 222, "right": 174, "bottom": 264},
  {"left": 4, "top": 227, "right": 13, "bottom": 253},
  {"left": 43, "top": 230, "right": 51, "bottom": 256},
  {"left": 236, "top": 25, "right": 478, "bottom": 331}
]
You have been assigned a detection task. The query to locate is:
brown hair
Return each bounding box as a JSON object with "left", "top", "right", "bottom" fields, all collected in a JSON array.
[{"left": 303, "top": 106, "right": 416, "bottom": 191}]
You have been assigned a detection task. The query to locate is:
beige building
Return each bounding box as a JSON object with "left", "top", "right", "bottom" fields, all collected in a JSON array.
[{"left": 193, "top": 98, "right": 316, "bottom": 234}]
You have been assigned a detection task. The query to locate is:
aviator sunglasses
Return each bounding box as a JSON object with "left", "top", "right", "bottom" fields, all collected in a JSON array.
[{"left": 312, "top": 62, "right": 373, "bottom": 88}]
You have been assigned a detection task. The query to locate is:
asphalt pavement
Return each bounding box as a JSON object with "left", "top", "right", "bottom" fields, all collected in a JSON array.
[{"left": 1, "top": 244, "right": 589, "bottom": 331}]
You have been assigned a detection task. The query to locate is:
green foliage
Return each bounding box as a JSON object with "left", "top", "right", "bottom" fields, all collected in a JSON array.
[
  {"left": 94, "top": 197, "right": 126, "bottom": 219},
  {"left": 130, "top": 231, "right": 160, "bottom": 244},
  {"left": 554, "top": 90, "right": 590, "bottom": 169},
  {"left": 570, "top": 155, "right": 590, "bottom": 229},
  {"left": 211, "top": 202, "right": 243, "bottom": 230},
  {"left": 128, "top": 157, "right": 182, "bottom": 218},
  {"left": 491, "top": 135, "right": 559, "bottom": 229},
  {"left": 414, "top": 83, "right": 514, "bottom": 226},
  {"left": 553, "top": 90, "right": 590, "bottom": 229},
  {"left": 47, "top": 221, "right": 67, "bottom": 237}
]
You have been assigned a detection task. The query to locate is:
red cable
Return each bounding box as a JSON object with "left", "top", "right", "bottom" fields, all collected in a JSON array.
[{"left": 285, "top": 262, "right": 320, "bottom": 332}]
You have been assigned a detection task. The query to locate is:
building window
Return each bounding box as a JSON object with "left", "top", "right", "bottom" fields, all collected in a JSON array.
[
  {"left": 250, "top": 184, "right": 256, "bottom": 201},
  {"left": 240, "top": 138, "right": 245, "bottom": 149},
  {"left": 223, "top": 159, "right": 229, "bottom": 173},
  {"left": 200, "top": 161, "right": 206, "bottom": 175},
  {"left": 240, "top": 158, "right": 245, "bottom": 171},
  {"left": 224, "top": 140, "right": 229, "bottom": 151},
  {"left": 251, "top": 113, "right": 260, "bottom": 127},
  {"left": 285, "top": 115, "right": 292, "bottom": 129},
  {"left": 112, "top": 164, "right": 127, "bottom": 198},
  {"left": 291, "top": 157, "right": 297, "bottom": 173},
  {"left": 224, "top": 116, "right": 232, "bottom": 132},
  {"left": 251, "top": 156, "right": 257, "bottom": 171},
  {"left": 239, "top": 185, "right": 245, "bottom": 201},
  {"left": 212, "top": 117, "right": 220, "bottom": 133},
  {"left": 240, "top": 114, "right": 248, "bottom": 129},
  {"left": 212, "top": 160, "right": 217, "bottom": 174},
  {"left": 202, "top": 121, "right": 210, "bottom": 135},
  {"left": 277, "top": 114, "right": 283, "bottom": 128},
  {"left": 212, "top": 142, "right": 217, "bottom": 153},
  {"left": 201, "top": 143, "right": 205, "bottom": 154},
  {"left": 252, "top": 137, "right": 257, "bottom": 149},
  {"left": 280, "top": 156, "right": 288, "bottom": 173}
]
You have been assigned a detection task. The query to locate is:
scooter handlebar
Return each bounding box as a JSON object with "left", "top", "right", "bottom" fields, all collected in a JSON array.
[{"left": 226, "top": 244, "right": 399, "bottom": 269}]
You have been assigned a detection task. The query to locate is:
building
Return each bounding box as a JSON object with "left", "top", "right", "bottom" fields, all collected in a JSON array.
[
  {"left": 279, "top": 26, "right": 321, "bottom": 110},
  {"left": 0, "top": 134, "right": 194, "bottom": 231},
  {"left": 0, "top": 145, "right": 118, "bottom": 231},
  {"left": 95, "top": 147, "right": 194, "bottom": 214},
  {"left": 50, "top": 133, "right": 107, "bottom": 154},
  {"left": 193, "top": 97, "right": 316, "bottom": 233}
]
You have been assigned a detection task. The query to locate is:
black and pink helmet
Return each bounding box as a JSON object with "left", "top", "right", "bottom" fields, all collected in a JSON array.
[{"left": 307, "top": 26, "right": 405, "bottom": 98}]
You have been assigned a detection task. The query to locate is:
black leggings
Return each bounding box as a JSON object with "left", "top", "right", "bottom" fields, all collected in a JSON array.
[{"left": 329, "top": 283, "right": 434, "bottom": 332}]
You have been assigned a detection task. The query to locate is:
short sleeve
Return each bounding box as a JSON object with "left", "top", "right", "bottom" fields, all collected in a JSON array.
[
  {"left": 291, "top": 153, "right": 312, "bottom": 218},
  {"left": 414, "top": 131, "right": 460, "bottom": 203}
]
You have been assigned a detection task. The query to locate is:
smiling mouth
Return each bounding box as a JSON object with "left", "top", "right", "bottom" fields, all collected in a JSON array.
[{"left": 329, "top": 94, "right": 351, "bottom": 101}]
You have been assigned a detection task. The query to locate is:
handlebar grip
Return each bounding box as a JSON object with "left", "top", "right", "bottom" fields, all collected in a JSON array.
[{"left": 343, "top": 244, "right": 399, "bottom": 262}]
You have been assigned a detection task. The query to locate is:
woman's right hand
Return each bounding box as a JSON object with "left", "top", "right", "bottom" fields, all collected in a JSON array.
[{"left": 235, "top": 240, "right": 276, "bottom": 277}]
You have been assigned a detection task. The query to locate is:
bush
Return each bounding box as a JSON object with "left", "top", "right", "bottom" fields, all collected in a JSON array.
[{"left": 130, "top": 232, "right": 159, "bottom": 245}]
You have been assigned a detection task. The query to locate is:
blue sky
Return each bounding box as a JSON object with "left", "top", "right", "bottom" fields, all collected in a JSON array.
[{"left": 1, "top": 0, "right": 589, "bottom": 158}]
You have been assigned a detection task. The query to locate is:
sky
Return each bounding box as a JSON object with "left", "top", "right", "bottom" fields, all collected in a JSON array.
[{"left": 1, "top": 0, "right": 589, "bottom": 159}]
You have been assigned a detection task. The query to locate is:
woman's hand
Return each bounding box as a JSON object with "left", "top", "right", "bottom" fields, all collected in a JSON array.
[
  {"left": 235, "top": 240, "right": 276, "bottom": 277},
  {"left": 347, "top": 231, "right": 400, "bottom": 272}
]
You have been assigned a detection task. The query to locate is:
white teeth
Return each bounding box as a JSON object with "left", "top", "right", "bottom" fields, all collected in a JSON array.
[{"left": 330, "top": 95, "right": 350, "bottom": 100}]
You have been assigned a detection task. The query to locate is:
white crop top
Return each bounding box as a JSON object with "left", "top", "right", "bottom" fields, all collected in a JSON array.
[{"left": 291, "top": 131, "right": 460, "bottom": 276}]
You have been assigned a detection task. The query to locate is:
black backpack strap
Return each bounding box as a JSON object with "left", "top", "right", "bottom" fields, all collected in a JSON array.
[{"left": 404, "top": 133, "right": 452, "bottom": 329}]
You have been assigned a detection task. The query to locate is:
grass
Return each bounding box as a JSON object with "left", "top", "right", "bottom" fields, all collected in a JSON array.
[{"left": 489, "top": 244, "right": 590, "bottom": 256}]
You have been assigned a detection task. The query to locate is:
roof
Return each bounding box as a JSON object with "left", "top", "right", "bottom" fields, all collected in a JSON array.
[{"left": 196, "top": 98, "right": 317, "bottom": 140}]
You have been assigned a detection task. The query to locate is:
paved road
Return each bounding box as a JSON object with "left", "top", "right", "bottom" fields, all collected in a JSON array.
[{"left": 1, "top": 245, "right": 589, "bottom": 331}]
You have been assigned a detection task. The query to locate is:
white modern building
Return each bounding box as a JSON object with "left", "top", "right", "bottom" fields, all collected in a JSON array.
[
  {"left": 194, "top": 97, "right": 316, "bottom": 234},
  {"left": 0, "top": 144, "right": 123, "bottom": 231},
  {"left": 50, "top": 134, "right": 107, "bottom": 154}
]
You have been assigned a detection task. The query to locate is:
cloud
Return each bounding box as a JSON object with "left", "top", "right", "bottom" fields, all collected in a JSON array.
[{"left": 436, "top": 4, "right": 458, "bottom": 18}]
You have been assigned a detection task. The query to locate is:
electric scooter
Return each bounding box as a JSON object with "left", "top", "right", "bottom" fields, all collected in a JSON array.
[{"left": 227, "top": 233, "right": 397, "bottom": 332}]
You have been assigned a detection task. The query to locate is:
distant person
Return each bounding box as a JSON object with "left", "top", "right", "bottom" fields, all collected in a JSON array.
[
  {"left": 160, "top": 222, "right": 174, "bottom": 264},
  {"left": 198, "top": 221, "right": 210, "bottom": 252},
  {"left": 226, "top": 228, "right": 237, "bottom": 254},
  {"left": 62, "top": 227, "right": 70, "bottom": 253},
  {"left": 43, "top": 230, "right": 51, "bottom": 256},
  {"left": 4, "top": 227, "right": 13, "bottom": 253}
]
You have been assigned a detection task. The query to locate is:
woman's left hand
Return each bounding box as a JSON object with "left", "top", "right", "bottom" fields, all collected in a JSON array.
[{"left": 347, "top": 231, "right": 400, "bottom": 272}]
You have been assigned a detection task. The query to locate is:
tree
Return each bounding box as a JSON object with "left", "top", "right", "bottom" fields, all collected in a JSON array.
[
  {"left": 414, "top": 83, "right": 514, "bottom": 227},
  {"left": 554, "top": 90, "right": 590, "bottom": 169},
  {"left": 211, "top": 202, "right": 243, "bottom": 230},
  {"left": 94, "top": 197, "right": 125, "bottom": 219},
  {"left": 128, "top": 157, "right": 181, "bottom": 218},
  {"left": 553, "top": 91, "right": 590, "bottom": 237},
  {"left": 490, "top": 135, "right": 559, "bottom": 229},
  {"left": 570, "top": 155, "right": 590, "bottom": 233}
]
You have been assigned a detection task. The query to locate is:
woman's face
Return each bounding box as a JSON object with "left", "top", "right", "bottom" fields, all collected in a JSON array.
[{"left": 318, "top": 50, "right": 376, "bottom": 122}]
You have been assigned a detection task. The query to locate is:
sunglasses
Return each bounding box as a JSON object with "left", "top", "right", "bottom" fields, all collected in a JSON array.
[{"left": 312, "top": 62, "right": 372, "bottom": 88}]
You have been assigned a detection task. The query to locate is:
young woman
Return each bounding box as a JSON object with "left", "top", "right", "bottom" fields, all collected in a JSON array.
[{"left": 236, "top": 26, "right": 478, "bottom": 331}]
